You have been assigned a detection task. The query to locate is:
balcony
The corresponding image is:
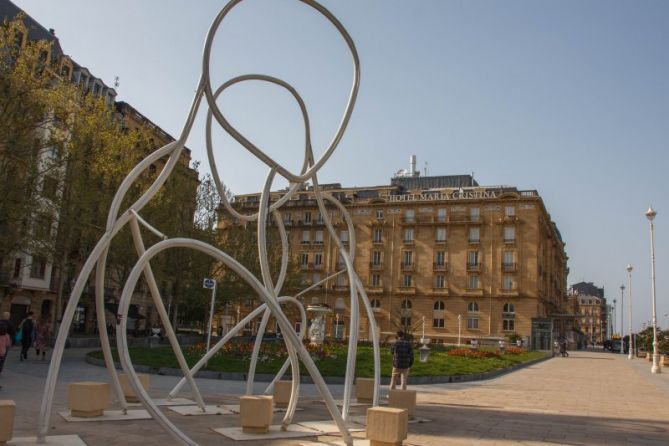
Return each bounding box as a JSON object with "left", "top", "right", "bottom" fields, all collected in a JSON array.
[
  {"left": 502, "top": 262, "right": 517, "bottom": 272},
  {"left": 465, "top": 287, "right": 484, "bottom": 296},
  {"left": 435, "top": 238, "right": 447, "bottom": 245},
  {"left": 397, "top": 286, "right": 416, "bottom": 294},
  {"left": 431, "top": 287, "right": 449, "bottom": 295},
  {"left": 369, "top": 262, "right": 384, "bottom": 271},
  {"left": 500, "top": 287, "right": 519, "bottom": 296},
  {"left": 433, "top": 262, "right": 447, "bottom": 271},
  {"left": 313, "top": 240, "right": 324, "bottom": 245},
  {"left": 468, "top": 238, "right": 480, "bottom": 244},
  {"left": 435, "top": 215, "right": 448, "bottom": 223},
  {"left": 313, "top": 263, "right": 323, "bottom": 270},
  {"left": 332, "top": 284, "right": 349, "bottom": 292},
  {"left": 372, "top": 238, "right": 383, "bottom": 245},
  {"left": 401, "top": 262, "right": 415, "bottom": 272},
  {"left": 504, "top": 238, "right": 516, "bottom": 244},
  {"left": 366, "top": 285, "right": 384, "bottom": 294},
  {"left": 401, "top": 217, "right": 416, "bottom": 225},
  {"left": 403, "top": 239, "right": 415, "bottom": 245},
  {"left": 466, "top": 262, "right": 482, "bottom": 272},
  {"left": 300, "top": 263, "right": 311, "bottom": 270},
  {"left": 300, "top": 240, "right": 311, "bottom": 245}
]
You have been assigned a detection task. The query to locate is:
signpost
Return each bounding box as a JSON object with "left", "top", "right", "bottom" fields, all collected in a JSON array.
[{"left": 203, "top": 278, "right": 216, "bottom": 358}]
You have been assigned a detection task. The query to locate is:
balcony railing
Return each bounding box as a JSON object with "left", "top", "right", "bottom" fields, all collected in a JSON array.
[
  {"left": 504, "top": 238, "right": 516, "bottom": 244},
  {"left": 401, "top": 262, "right": 415, "bottom": 271},
  {"left": 369, "top": 262, "right": 383, "bottom": 270},
  {"left": 403, "top": 239, "right": 414, "bottom": 245},
  {"left": 468, "top": 238, "right": 480, "bottom": 244},
  {"left": 502, "top": 262, "right": 517, "bottom": 272},
  {"left": 401, "top": 217, "right": 415, "bottom": 224},
  {"left": 466, "top": 262, "right": 482, "bottom": 271},
  {"left": 433, "top": 262, "right": 447, "bottom": 271}
]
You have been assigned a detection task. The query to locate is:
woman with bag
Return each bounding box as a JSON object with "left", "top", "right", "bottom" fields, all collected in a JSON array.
[{"left": 18, "top": 311, "right": 34, "bottom": 361}]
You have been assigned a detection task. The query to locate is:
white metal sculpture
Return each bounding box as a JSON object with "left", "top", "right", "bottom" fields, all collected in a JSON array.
[{"left": 36, "top": 1, "right": 380, "bottom": 445}]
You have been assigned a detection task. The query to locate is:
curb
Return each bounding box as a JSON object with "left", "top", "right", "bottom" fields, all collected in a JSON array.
[{"left": 85, "top": 353, "right": 551, "bottom": 385}]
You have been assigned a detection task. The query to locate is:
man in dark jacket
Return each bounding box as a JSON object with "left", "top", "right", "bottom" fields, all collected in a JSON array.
[
  {"left": 390, "top": 331, "right": 414, "bottom": 390},
  {"left": 19, "top": 311, "right": 34, "bottom": 360}
]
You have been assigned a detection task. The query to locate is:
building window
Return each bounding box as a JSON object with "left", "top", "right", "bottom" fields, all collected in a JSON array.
[
  {"left": 373, "top": 228, "right": 383, "bottom": 244},
  {"left": 435, "top": 250, "right": 446, "bottom": 266},
  {"left": 401, "top": 299, "right": 412, "bottom": 309},
  {"left": 340, "top": 230, "right": 349, "bottom": 243},
  {"left": 467, "top": 251, "right": 480, "bottom": 268},
  {"left": 503, "top": 303, "right": 515, "bottom": 314},
  {"left": 433, "top": 300, "right": 445, "bottom": 328},
  {"left": 314, "top": 230, "right": 324, "bottom": 245},
  {"left": 35, "top": 214, "right": 53, "bottom": 239},
  {"left": 304, "top": 211, "right": 312, "bottom": 224},
  {"left": 316, "top": 212, "right": 324, "bottom": 224},
  {"left": 283, "top": 212, "right": 291, "bottom": 225},
  {"left": 404, "top": 209, "right": 415, "bottom": 223},
  {"left": 300, "top": 253, "right": 309, "bottom": 268},
  {"left": 434, "top": 274, "right": 446, "bottom": 289},
  {"left": 42, "top": 176, "right": 58, "bottom": 200},
  {"left": 371, "top": 299, "right": 381, "bottom": 309},
  {"left": 503, "top": 250, "right": 515, "bottom": 269},
  {"left": 13, "top": 258, "right": 21, "bottom": 278},
  {"left": 504, "top": 226, "right": 515, "bottom": 243},
  {"left": 404, "top": 227, "right": 414, "bottom": 243},
  {"left": 301, "top": 230, "right": 310, "bottom": 244},
  {"left": 503, "top": 319, "right": 515, "bottom": 331},
  {"left": 503, "top": 275, "right": 514, "bottom": 290},
  {"left": 30, "top": 256, "right": 47, "bottom": 279},
  {"left": 314, "top": 252, "right": 323, "bottom": 266},
  {"left": 467, "top": 317, "right": 479, "bottom": 330},
  {"left": 376, "top": 209, "right": 384, "bottom": 220},
  {"left": 371, "top": 251, "right": 382, "bottom": 266},
  {"left": 295, "top": 321, "right": 302, "bottom": 333},
  {"left": 436, "top": 208, "right": 447, "bottom": 223},
  {"left": 402, "top": 251, "right": 413, "bottom": 267},
  {"left": 312, "top": 272, "right": 321, "bottom": 286},
  {"left": 435, "top": 227, "right": 447, "bottom": 243},
  {"left": 469, "top": 227, "right": 480, "bottom": 243},
  {"left": 470, "top": 207, "right": 480, "bottom": 221},
  {"left": 505, "top": 206, "right": 515, "bottom": 217},
  {"left": 336, "top": 273, "right": 347, "bottom": 288},
  {"left": 402, "top": 274, "right": 413, "bottom": 287},
  {"left": 371, "top": 274, "right": 381, "bottom": 287},
  {"left": 469, "top": 274, "right": 479, "bottom": 289},
  {"left": 468, "top": 301, "right": 479, "bottom": 313}
]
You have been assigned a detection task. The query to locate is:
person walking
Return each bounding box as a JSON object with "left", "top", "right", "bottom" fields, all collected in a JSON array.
[
  {"left": 34, "top": 318, "right": 50, "bottom": 361},
  {"left": 18, "top": 311, "right": 35, "bottom": 361},
  {"left": 0, "top": 323, "right": 11, "bottom": 373},
  {"left": 389, "top": 331, "right": 414, "bottom": 391},
  {"left": 0, "top": 312, "right": 15, "bottom": 346}
]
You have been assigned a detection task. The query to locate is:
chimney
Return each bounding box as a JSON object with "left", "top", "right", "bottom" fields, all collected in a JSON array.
[
  {"left": 49, "top": 28, "right": 55, "bottom": 35},
  {"left": 409, "top": 155, "right": 417, "bottom": 177}
]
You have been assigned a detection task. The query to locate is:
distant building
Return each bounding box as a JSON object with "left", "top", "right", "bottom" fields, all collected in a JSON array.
[
  {"left": 224, "top": 156, "right": 570, "bottom": 349},
  {"left": 570, "top": 282, "right": 607, "bottom": 344}
]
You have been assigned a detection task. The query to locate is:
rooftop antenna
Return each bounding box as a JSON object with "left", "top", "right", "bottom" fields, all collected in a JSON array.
[{"left": 424, "top": 161, "right": 428, "bottom": 176}]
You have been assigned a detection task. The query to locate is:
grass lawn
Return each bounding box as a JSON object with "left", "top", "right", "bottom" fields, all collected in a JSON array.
[{"left": 88, "top": 343, "right": 546, "bottom": 378}]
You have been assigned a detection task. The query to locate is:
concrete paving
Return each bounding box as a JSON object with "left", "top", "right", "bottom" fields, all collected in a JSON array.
[{"left": 0, "top": 348, "right": 667, "bottom": 445}]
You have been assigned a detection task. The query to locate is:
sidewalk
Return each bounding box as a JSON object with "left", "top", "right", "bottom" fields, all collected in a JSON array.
[{"left": 0, "top": 349, "right": 667, "bottom": 445}]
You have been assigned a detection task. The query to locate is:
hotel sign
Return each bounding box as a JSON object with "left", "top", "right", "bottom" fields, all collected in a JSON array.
[{"left": 384, "top": 190, "right": 498, "bottom": 202}]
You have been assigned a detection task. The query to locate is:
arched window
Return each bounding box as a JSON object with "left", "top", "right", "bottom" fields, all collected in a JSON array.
[
  {"left": 434, "top": 300, "right": 445, "bottom": 310},
  {"left": 503, "top": 303, "right": 515, "bottom": 314},
  {"left": 468, "top": 302, "right": 479, "bottom": 313},
  {"left": 401, "top": 299, "right": 412, "bottom": 309}
]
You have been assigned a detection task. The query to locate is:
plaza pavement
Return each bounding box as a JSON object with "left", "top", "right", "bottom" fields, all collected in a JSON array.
[{"left": 0, "top": 348, "right": 667, "bottom": 445}]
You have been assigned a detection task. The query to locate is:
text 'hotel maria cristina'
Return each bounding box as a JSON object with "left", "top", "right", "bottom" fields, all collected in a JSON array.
[{"left": 226, "top": 157, "right": 569, "bottom": 350}]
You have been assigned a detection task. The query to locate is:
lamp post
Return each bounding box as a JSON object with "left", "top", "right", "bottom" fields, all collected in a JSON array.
[
  {"left": 620, "top": 284, "right": 625, "bottom": 356},
  {"left": 613, "top": 299, "right": 617, "bottom": 337},
  {"left": 458, "top": 314, "right": 462, "bottom": 346},
  {"left": 627, "top": 265, "right": 634, "bottom": 359},
  {"left": 645, "top": 206, "right": 661, "bottom": 373}
]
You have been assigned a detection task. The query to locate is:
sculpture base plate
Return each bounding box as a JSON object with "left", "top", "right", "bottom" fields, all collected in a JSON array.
[
  {"left": 8, "top": 435, "right": 87, "bottom": 445},
  {"left": 168, "top": 405, "right": 234, "bottom": 416},
  {"left": 58, "top": 409, "right": 151, "bottom": 422},
  {"left": 218, "top": 404, "right": 302, "bottom": 413},
  {"left": 128, "top": 398, "right": 196, "bottom": 407},
  {"left": 212, "top": 424, "right": 318, "bottom": 441},
  {"left": 349, "top": 414, "right": 431, "bottom": 425},
  {"left": 300, "top": 439, "right": 370, "bottom": 446},
  {"left": 296, "top": 420, "right": 365, "bottom": 434}
]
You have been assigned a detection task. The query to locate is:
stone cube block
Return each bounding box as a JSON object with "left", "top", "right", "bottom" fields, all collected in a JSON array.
[
  {"left": 239, "top": 395, "right": 273, "bottom": 434},
  {"left": 388, "top": 389, "right": 417, "bottom": 419},
  {"left": 647, "top": 352, "right": 652, "bottom": 362},
  {"left": 366, "top": 406, "right": 408, "bottom": 446},
  {"left": 119, "top": 373, "right": 150, "bottom": 403},
  {"left": 662, "top": 355, "right": 668, "bottom": 367},
  {"left": 273, "top": 380, "right": 292, "bottom": 408},
  {"left": 68, "top": 382, "right": 108, "bottom": 418},
  {"left": 355, "top": 377, "right": 374, "bottom": 403},
  {"left": 0, "top": 400, "right": 16, "bottom": 444}
]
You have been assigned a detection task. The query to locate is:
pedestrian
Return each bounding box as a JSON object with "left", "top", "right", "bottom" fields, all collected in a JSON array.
[
  {"left": 0, "top": 312, "right": 15, "bottom": 346},
  {"left": 516, "top": 338, "right": 522, "bottom": 348},
  {"left": 560, "top": 339, "right": 569, "bottom": 357},
  {"left": 34, "top": 318, "right": 50, "bottom": 361},
  {"left": 18, "top": 311, "right": 35, "bottom": 361},
  {"left": 498, "top": 339, "right": 506, "bottom": 354},
  {"left": 0, "top": 323, "right": 11, "bottom": 374},
  {"left": 389, "top": 331, "right": 414, "bottom": 391}
]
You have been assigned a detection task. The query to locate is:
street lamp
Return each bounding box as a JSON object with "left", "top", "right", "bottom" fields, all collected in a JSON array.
[
  {"left": 645, "top": 206, "right": 661, "bottom": 373},
  {"left": 620, "top": 284, "right": 625, "bottom": 356},
  {"left": 613, "top": 299, "right": 617, "bottom": 337},
  {"left": 627, "top": 265, "right": 634, "bottom": 359}
]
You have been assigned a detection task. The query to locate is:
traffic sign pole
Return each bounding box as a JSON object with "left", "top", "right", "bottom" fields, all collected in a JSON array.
[{"left": 203, "top": 279, "right": 217, "bottom": 365}]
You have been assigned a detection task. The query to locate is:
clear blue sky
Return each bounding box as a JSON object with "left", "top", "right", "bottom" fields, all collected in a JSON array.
[{"left": 14, "top": 0, "right": 668, "bottom": 332}]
